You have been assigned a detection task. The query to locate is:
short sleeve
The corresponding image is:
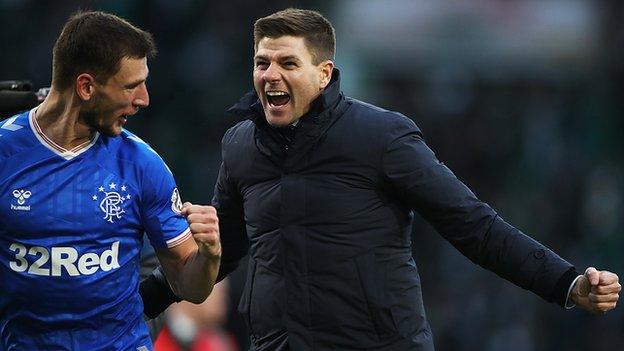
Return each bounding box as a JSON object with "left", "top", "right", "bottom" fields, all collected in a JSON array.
[{"left": 140, "top": 153, "right": 190, "bottom": 250}]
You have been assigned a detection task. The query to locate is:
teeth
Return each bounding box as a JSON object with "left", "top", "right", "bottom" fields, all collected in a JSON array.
[{"left": 266, "top": 91, "right": 288, "bottom": 96}]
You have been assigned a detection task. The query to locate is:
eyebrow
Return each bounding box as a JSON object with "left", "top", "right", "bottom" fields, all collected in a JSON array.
[
  {"left": 280, "top": 55, "right": 301, "bottom": 62},
  {"left": 254, "top": 55, "right": 302, "bottom": 63},
  {"left": 124, "top": 74, "right": 148, "bottom": 89}
]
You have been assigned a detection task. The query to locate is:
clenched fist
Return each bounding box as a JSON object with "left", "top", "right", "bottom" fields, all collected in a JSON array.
[
  {"left": 571, "top": 267, "right": 620, "bottom": 314},
  {"left": 181, "top": 202, "right": 221, "bottom": 259}
]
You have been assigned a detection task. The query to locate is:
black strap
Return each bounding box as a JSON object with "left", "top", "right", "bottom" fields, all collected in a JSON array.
[{"left": 139, "top": 266, "right": 181, "bottom": 319}]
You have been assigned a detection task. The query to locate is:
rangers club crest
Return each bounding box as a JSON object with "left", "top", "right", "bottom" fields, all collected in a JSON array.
[{"left": 92, "top": 183, "right": 131, "bottom": 223}]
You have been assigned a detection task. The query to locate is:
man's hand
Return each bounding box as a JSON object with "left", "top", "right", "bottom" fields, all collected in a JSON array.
[
  {"left": 181, "top": 202, "right": 221, "bottom": 260},
  {"left": 571, "top": 267, "right": 620, "bottom": 314}
]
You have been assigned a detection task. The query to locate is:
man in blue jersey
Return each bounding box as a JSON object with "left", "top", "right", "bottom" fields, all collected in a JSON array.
[{"left": 0, "top": 11, "right": 221, "bottom": 350}]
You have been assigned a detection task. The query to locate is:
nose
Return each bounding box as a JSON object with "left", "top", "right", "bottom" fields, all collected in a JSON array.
[
  {"left": 133, "top": 82, "right": 150, "bottom": 108},
  {"left": 262, "top": 62, "right": 281, "bottom": 83}
]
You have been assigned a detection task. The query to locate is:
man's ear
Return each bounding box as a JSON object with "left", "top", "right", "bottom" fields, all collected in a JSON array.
[
  {"left": 318, "top": 60, "right": 334, "bottom": 90},
  {"left": 75, "top": 73, "right": 96, "bottom": 101}
]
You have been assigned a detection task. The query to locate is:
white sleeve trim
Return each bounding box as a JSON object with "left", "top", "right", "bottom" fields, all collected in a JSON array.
[{"left": 166, "top": 228, "right": 192, "bottom": 248}]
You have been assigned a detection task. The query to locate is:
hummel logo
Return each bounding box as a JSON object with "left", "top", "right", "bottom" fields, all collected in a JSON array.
[
  {"left": 11, "top": 189, "right": 32, "bottom": 211},
  {"left": 12, "top": 189, "right": 31, "bottom": 205}
]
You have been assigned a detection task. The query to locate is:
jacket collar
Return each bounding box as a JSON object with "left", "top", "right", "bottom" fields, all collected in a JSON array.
[{"left": 227, "top": 68, "right": 343, "bottom": 126}]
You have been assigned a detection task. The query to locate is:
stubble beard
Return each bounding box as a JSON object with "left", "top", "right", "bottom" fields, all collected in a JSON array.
[{"left": 80, "top": 93, "right": 117, "bottom": 137}]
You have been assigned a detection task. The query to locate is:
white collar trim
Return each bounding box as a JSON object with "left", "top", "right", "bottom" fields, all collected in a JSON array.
[{"left": 29, "top": 107, "right": 99, "bottom": 160}]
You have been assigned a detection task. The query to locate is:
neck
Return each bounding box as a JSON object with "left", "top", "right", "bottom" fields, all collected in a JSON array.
[{"left": 35, "top": 89, "right": 96, "bottom": 150}]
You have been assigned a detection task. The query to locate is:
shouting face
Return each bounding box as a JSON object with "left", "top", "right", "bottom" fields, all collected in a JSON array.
[{"left": 253, "top": 35, "right": 333, "bottom": 127}]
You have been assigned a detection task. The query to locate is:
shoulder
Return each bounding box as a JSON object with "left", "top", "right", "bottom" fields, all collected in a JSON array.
[
  {"left": 106, "top": 129, "right": 172, "bottom": 174},
  {"left": 116, "top": 130, "right": 162, "bottom": 158},
  {"left": 0, "top": 110, "right": 36, "bottom": 160},
  {"left": 220, "top": 120, "right": 256, "bottom": 168},
  {"left": 222, "top": 119, "right": 254, "bottom": 145},
  {"left": 343, "top": 97, "right": 422, "bottom": 137}
]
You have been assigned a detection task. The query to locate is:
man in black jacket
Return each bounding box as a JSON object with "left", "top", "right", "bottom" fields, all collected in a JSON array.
[{"left": 141, "top": 8, "right": 620, "bottom": 350}]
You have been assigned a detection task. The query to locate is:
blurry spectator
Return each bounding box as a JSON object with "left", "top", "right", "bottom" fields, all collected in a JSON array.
[{"left": 154, "top": 279, "right": 238, "bottom": 351}]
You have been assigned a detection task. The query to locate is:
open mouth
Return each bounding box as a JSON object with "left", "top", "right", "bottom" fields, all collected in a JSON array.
[{"left": 266, "top": 91, "right": 290, "bottom": 107}]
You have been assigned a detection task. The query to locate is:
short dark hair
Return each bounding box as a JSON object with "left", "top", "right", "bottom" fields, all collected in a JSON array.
[
  {"left": 52, "top": 11, "right": 157, "bottom": 90},
  {"left": 254, "top": 8, "right": 335, "bottom": 65}
]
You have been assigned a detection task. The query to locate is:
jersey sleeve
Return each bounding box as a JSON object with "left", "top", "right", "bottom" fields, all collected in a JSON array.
[{"left": 139, "top": 149, "right": 190, "bottom": 250}]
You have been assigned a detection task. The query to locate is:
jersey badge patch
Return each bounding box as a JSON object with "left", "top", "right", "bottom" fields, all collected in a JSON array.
[{"left": 171, "top": 188, "right": 183, "bottom": 214}]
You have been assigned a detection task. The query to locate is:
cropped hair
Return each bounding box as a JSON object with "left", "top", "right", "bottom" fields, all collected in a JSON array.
[
  {"left": 52, "top": 11, "right": 157, "bottom": 89},
  {"left": 254, "top": 8, "right": 335, "bottom": 64}
]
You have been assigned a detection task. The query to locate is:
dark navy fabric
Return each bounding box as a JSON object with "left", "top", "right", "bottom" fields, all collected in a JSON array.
[{"left": 214, "top": 69, "right": 575, "bottom": 351}]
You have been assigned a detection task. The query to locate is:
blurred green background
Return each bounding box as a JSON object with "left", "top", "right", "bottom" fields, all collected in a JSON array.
[{"left": 1, "top": 0, "right": 622, "bottom": 350}]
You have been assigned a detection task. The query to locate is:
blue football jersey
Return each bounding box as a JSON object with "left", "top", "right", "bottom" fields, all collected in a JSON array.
[{"left": 0, "top": 109, "right": 191, "bottom": 350}]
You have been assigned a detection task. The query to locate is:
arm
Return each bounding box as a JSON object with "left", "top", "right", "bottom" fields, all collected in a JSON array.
[
  {"left": 380, "top": 114, "right": 607, "bottom": 307},
  {"left": 140, "top": 265, "right": 181, "bottom": 320},
  {"left": 141, "top": 160, "right": 248, "bottom": 318},
  {"left": 211, "top": 159, "right": 249, "bottom": 282},
  {"left": 154, "top": 203, "right": 221, "bottom": 304}
]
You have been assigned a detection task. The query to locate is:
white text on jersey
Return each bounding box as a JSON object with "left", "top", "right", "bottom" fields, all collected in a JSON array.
[{"left": 9, "top": 241, "right": 120, "bottom": 276}]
